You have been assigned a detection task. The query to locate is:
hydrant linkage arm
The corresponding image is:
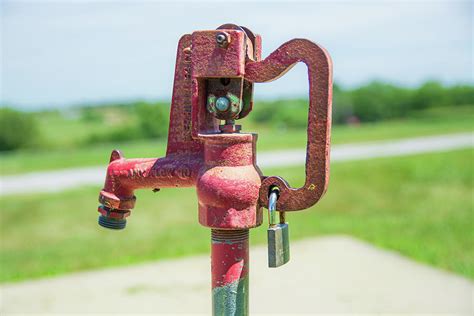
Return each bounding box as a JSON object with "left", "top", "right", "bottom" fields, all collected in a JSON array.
[{"left": 245, "top": 39, "right": 333, "bottom": 211}]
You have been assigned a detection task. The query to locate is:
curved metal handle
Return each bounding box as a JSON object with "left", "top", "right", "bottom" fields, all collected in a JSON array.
[{"left": 245, "top": 39, "right": 332, "bottom": 211}]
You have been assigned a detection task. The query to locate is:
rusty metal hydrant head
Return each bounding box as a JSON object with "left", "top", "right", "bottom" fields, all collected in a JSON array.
[{"left": 97, "top": 23, "right": 332, "bottom": 230}]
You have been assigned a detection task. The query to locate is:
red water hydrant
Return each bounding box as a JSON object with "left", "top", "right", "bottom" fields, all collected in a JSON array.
[{"left": 97, "top": 24, "right": 332, "bottom": 315}]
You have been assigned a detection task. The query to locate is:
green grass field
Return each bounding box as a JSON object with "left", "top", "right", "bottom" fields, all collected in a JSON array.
[
  {"left": 1, "top": 106, "right": 473, "bottom": 175},
  {"left": 1, "top": 149, "right": 472, "bottom": 283}
]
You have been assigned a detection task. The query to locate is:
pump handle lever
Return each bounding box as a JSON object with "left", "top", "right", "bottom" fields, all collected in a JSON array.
[{"left": 245, "top": 39, "right": 332, "bottom": 211}]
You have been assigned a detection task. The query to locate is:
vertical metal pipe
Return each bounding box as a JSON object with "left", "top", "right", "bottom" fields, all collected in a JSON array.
[{"left": 211, "top": 229, "right": 249, "bottom": 316}]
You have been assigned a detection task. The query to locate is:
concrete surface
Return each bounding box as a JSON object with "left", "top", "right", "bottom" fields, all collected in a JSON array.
[
  {"left": 1, "top": 235, "right": 472, "bottom": 315},
  {"left": 1, "top": 132, "right": 472, "bottom": 196}
]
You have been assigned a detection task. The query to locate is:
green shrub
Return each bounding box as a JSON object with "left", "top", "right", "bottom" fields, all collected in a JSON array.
[
  {"left": 351, "top": 81, "right": 412, "bottom": 122},
  {"left": 84, "top": 102, "right": 170, "bottom": 145},
  {"left": 80, "top": 107, "right": 103, "bottom": 123},
  {"left": 411, "top": 81, "right": 448, "bottom": 109},
  {"left": 332, "top": 84, "right": 354, "bottom": 124},
  {"left": 447, "top": 85, "right": 474, "bottom": 106},
  {"left": 0, "top": 107, "right": 40, "bottom": 151},
  {"left": 135, "top": 102, "right": 170, "bottom": 139},
  {"left": 252, "top": 99, "right": 309, "bottom": 129},
  {"left": 86, "top": 125, "right": 143, "bottom": 144}
]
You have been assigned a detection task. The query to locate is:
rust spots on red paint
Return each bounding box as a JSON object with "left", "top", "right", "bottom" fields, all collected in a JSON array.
[
  {"left": 246, "top": 39, "right": 332, "bottom": 211},
  {"left": 197, "top": 134, "right": 262, "bottom": 229}
]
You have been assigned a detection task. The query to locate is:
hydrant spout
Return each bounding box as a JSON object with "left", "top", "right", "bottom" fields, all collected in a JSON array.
[{"left": 98, "top": 150, "right": 203, "bottom": 229}]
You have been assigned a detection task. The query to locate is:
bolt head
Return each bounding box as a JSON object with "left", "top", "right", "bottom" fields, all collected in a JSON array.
[
  {"left": 216, "top": 97, "right": 230, "bottom": 112},
  {"left": 216, "top": 32, "right": 229, "bottom": 47}
]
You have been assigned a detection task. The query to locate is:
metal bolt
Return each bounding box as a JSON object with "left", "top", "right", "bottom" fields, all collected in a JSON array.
[
  {"left": 216, "top": 97, "right": 230, "bottom": 111},
  {"left": 216, "top": 32, "right": 229, "bottom": 47}
]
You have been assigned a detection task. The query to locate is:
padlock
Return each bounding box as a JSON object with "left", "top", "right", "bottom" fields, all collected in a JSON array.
[{"left": 267, "top": 190, "right": 290, "bottom": 268}]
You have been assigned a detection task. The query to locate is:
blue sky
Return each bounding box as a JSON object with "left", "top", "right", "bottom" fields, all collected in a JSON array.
[{"left": 1, "top": 0, "right": 472, "bottom": 109}]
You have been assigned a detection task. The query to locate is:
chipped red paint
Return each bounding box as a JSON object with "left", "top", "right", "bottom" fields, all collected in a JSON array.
[
  {"left": 96, "top": 24, "right": 332, "bottom": 315},
  {"left": 211, "top": 229, "right": 249, "bottom": 314},
  {"left": 211, "top": 230, "right": 249, "bottom": 288}
]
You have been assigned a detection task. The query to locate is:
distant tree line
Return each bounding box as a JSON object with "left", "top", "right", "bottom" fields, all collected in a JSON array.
[
  {"left": 1, "top": 81, "right": 473, "bottom": 151},
  {"left": 253, "top": 81, "right": 474, "bottom": 128}
]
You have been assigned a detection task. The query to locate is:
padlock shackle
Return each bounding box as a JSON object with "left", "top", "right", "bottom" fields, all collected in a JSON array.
[
  {"left": 267, "top": 190, "right": 278, "bottom": 226},
  {"left": 245, "top": 39, "right": 333, "bottom": 211}
]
